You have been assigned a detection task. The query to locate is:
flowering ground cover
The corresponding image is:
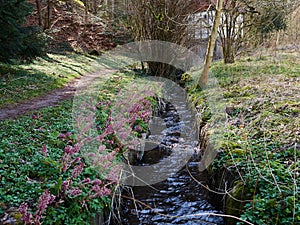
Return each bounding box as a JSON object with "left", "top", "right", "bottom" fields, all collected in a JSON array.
[{"left": 0, "top": 70, "right": 155, "bottom": 224}]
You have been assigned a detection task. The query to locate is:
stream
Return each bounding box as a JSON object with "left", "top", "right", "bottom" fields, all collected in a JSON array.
[{"left": 119, "top": 97, "right": 225, "bottom": 225}]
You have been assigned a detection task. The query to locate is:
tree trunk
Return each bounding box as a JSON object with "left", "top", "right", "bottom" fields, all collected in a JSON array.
[
  {"left": 35, "top": 0, "right": 43, "bottom": 28},
  {"left": 84, "top": 0, "right": 89, "bottom": 34},
  {"left": 44, "top": 0, "right": 53, "bottom": 30},
  {"left": 223, "top": 37, "right": 235, "bottom": 64},
  {"left": 198, "top": 0, "right": 223, "bottom": 87}
]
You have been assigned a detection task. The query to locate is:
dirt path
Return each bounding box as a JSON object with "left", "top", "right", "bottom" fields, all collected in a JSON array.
[{"left": 0, "top": 69, "right": 117, "bottom": 120}]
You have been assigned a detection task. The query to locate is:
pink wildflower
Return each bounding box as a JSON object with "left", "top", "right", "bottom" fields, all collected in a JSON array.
[
  {"left": 64, "top": 145, "right": 72, "bottom": 154},
  {"left": 68, "top": 188, "right": 82, "bottom": 197},
  {"left": 72, "top": 143, "right": 80, "bottom": 154},
  {"left": 41, "top": 145, "right": 47, "bottom": 157},
  {"left": 34, "top": 190, "right": 55, "bottom": 223},
  {"left": 58, "top": 133, "right": 66, "bottom": 139},
  {"left": 62, "top": 180, "right": 70, "bottom": 192},
  {"left": 19, "top": 203, "right": 33, "bottom": 224},
  {"left": 107, "top": 165, "right": 121, "bottom": 183},
  {"left": 98, "top": 145, "right": 106, "bottom": 153},
  {"left": 82, "top": 178, "right": 91, "bottom": 184},
  {"left": 71, "top": 162, "right": 85, "bottom": 178},
  {"left": 90, "top": 186, "right": 111, "bottom": 198},
  {"left": 92, "top": 179, "right": 102, "bottom": 185},
  {"left": 135, "top": 125, "right": 142, "bottom": 132}
]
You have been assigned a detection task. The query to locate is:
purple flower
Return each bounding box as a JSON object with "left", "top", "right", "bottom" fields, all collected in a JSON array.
[
  {"left": 58, "top": 133, "right": 66, "bottom": 139},
  {"left": 106, "top": 140, "right": 114, "bottom": 145},
  {"left": 62, "top": 180, "right": 70, "bottom": 192},
  {"left": 33, "top": 190, "right": 55, "bottom": 223},
  {"left": 91, "top": 185, "right": 101, "bottom": 192},
  {"left": 19, "top": 203, "right": 33, "bottom": 224},
  {"left": 68, "top": 188, "right": 82, "bottom": 197},
  {"left": 87, "top": 152, "right": 96, "bottom": 157},
  {"left": 71, "top": 162, "right": 85, "bottom": 178},
  {"left": 92, "top": 179, "right": 102, "bottom": 185},
  {"left": 41, "top": 145, "right": 47, "bottom": 157},
  {"left": 69, "top": 157, "right": 81, "bottom": 166},
  {"left": 82, "top": 178, "right": 91, "bottom": 184},
  {"left": 135, "top": 125, "right": 142, "bottom": 132},
  {"left": 72, "top": 143, "right": 80, "bottom": 154},
  {"left": 107, "top": 166, "right": 121, "bottom": 183},
  {"left": 98, "top": 145, "right": 106, "bottom": 153},
  {"left": 90, "top": 186, "right": 111, "bottom": 198},
  {"left": 64, "top": 145, "right": 72, "bottom": 154}
]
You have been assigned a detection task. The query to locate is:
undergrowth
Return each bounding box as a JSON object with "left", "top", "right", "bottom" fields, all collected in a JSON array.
[
  {"left": 188, "top": 50, "right": 300, "bottom": 225},
  {"left": 0, "top": 70, "right": 155, "bottom": 224}
]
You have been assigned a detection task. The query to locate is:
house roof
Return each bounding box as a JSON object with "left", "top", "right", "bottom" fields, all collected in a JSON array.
[
  {"left": 190, "top": 0, "right": 218, "bottom": 13},
  {"left": 191, "top": 0, "right": 236, "bottom": 13}
]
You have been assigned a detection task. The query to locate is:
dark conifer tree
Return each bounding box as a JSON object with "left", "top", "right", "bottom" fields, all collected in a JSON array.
[{"left": 0, "top": 0, "right": 46, "bottom": 62}]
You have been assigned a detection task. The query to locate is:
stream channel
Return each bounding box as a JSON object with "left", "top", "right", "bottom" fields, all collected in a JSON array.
[{"left": 119, "top": 95, "right": 225, "bottom": 225}]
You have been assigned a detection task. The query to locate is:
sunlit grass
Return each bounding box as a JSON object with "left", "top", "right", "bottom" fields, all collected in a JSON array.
[{"left": 0, "top": 53, "right": 98, "bottom": 108}]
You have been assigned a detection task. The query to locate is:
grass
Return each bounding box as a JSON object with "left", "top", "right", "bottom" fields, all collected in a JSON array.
[
  {"left": 0, "top": 53, "right": 98, "bottom": 108},
  {"left": 187, "top": 50, "right": 300, "bottom": 225}
]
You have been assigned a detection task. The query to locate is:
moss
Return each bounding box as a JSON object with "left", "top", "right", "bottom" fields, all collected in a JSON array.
[
  {"left": 225, "top": 181, "right": 250, "bottom": 225},
  {"left": 179, "top": 72, "right": 193, "bottom": 86}
]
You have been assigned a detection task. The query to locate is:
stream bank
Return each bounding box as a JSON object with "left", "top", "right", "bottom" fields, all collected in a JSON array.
[
  {"left": 188, "top": 51, "right": 300, "bottom": 225},
  {"left": 118, "top": 98, "right": 225, "bottom": 224}
]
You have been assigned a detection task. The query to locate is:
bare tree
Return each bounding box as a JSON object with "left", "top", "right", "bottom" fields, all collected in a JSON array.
[
  {"left": 83, "top": 0, "right": 89, "bottom": 34},
  {"left": 218, "top": 0, "right": 245, "bottom": 63},
  {"left": 44, "top": 0, "right": 53, "bottom": 30},
  {"left": 125, "top": 0, "right": 195, "bottom": 78},
  {"left": 217, "top": 0, "right": 294, "bottom": 64}
]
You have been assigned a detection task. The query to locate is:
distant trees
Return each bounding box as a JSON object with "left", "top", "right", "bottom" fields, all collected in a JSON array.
[
  {"left": 0, "top": 0, "right": 47, "bottom": 62},
  {"left": 34, "top": 0, "right": 52, "bottom": 30},
  {"left": 247, "top": 0, "right": 292, "bottom": 45},
  {"left": 199, "top": 0, "right": 298, "bottom": 84},
  {"left": 216, "top": 0, "right": 296, "bottom": 64}
]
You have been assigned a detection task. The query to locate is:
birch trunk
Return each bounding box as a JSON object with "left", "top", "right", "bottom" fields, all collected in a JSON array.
[{"left": 198, "top": 0, "right": 223, "bottom": 87}]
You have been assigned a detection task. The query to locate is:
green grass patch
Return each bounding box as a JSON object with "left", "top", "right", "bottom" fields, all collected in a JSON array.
[
  {"left": 0, "top": 53, "right": 98, "bottom": 108},
  {"left": 210, "top": 53, "right": 300, "bottom": 88}
]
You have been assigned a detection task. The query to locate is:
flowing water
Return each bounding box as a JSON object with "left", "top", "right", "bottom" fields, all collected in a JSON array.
[{"left": 119, "top": 98, "right": 225, "bottom": 225}]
